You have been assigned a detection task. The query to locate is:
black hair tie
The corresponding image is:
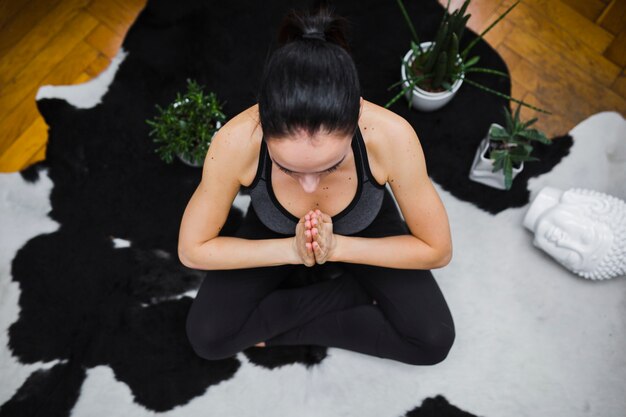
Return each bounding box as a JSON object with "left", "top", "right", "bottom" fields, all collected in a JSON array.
[{"left": 302, "top": 31, "right": 326, "bottom": 41}]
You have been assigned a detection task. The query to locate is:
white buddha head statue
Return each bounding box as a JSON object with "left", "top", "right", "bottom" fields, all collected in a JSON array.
[{"left": 523, "top": 186, "right": 625, "bottom": 280}]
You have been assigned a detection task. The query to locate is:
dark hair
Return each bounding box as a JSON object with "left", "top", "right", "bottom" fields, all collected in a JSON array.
[{"left": 257, "top": 5, "right": 362, "bottom": 142}]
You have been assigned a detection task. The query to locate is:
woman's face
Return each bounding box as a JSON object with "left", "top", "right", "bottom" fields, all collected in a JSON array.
[{"left": 266, "top": 129, "right": 353, "bottom": 193}]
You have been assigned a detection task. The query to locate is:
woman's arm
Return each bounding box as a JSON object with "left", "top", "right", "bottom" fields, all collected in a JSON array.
[
  {"left": 180, "top": 236, "right": 299, "bottom": 270},
  {"left": 331, "top": 234, "right": 450, "bottom": 270},
  {"left": 340, "top": 107, "right": 453, "bottom": 270},
  {"left": 178, "top": 115, "right": 302, "bottom": 270}
]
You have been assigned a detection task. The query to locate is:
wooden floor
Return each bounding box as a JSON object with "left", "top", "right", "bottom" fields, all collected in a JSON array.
[{"left": 0, "top": 0, "right": 624, "bottom": 172}]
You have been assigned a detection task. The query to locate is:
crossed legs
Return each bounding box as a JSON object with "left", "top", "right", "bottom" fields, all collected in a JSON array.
[{"left": 185, "top": 189, "right": 456, "bottom": 365}]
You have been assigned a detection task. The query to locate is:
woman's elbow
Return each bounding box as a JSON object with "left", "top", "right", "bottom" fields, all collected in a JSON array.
[
  {"left": 178, "top": 244, "right": 197, "bottom": 269},
  {"left": 431, "top": 245, "right": 452, "bottom": 269}
]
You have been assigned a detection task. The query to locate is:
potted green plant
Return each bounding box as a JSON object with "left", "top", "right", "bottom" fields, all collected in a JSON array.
[
  {"left": 386, "top": 0, "right": 550, "bottom": 114},
  {"left": 146, "top": 78, "right": 227, "bottom": 167},
  {"left": 469, "top": 103, "right": 551, "bottom": 190}
]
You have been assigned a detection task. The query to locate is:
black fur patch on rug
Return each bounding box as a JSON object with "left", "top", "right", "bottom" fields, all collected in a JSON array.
[{"left": 3, "top": 0, "right": 571, "bottom": 415}]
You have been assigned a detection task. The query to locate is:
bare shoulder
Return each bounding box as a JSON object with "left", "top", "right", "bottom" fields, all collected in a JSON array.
[
  {"left": 205, "top": 103, "right": 262, "bottom": 185},
  {"left": 360, "top": 100, "right": 421, "bottom": 183}
]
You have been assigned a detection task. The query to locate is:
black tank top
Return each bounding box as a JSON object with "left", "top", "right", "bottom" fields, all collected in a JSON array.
[{"left": 240, "top": 126, "right": 386, "bottom": 235}]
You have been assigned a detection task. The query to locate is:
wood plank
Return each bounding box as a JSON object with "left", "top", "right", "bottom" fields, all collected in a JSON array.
[
  {"left": 0, "top": 12, "right": 99, "bottom": 127},
  {"left": 0, "top": 0, "right": 90, "bottom": 85},
  {"left": 85, "top": 54, "right": 112, "bottom": 78},
  {"left": 0, "top": 82, "right": 38, "bottom": 156},
  {"left": 22, "top": 141, "right": 47, "bottom": 170},
  {"left": 611, "top": 70, "right": 626, "bottom": 99},
  {"left": 73, "top": 72, "right": 93, "bottom": 84},
  {"left": 0, "top": 0, "right": 63, "bottom": 57},
  {"left": 85, "top": 23, "right": 124, "bottom": 59},
  {"left": 504, "top": 44, "right": 626, "bottom": 123},
  {"left": 40, "top": 40, "right": 101, "bottom": 86},
  {"left": 0, "top": 66, "right": 95, "bottom": 171},
  {"left": 483, "top": 17, "right": 514, "bottom": 49},
  {"left": 560, "top": 0, "right": 606, "bottom": 21},
  {"left": 497, "top": 2, "right": 620, "bottom": 88},
  {"left": 442, "top": 0, "right": 506, "bottom": 34},
  {"left": 0, "top": 0, "right": 30, "bottom": 30},
  {"left": 604, "top": 27, "right": 626, "bottom": 67},
  {"left": 23, "top": 141, "right": 47, "bottom": 169},
  {"left": 85, "top": 0, "right": 146, "bottom": 38},
  {"left": 0, "top": 115, "right": 48, "bottom": 173},
  {"left": 517, "top": 91, "right": 576, "bottom": 137},
  {"left": 495, "top": 43, "right": 528, "bottom": 100},
  {"left": 522, "top": 0, "right": 614, "bottom": 54},
  {"left": 597, "top": 0, "right": 626, "bottom": 35}
]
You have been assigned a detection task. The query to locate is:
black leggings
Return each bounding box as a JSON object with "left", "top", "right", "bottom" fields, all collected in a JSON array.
[{"left": 185, "top": 188, "right": 456, "bottom": 366}]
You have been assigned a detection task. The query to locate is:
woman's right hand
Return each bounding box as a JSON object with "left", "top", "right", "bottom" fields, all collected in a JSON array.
[{"left": 292, "top": 210, "right": 317, "bottom": 267}]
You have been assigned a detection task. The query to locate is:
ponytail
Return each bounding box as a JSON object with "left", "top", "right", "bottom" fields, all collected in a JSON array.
[{"left": 257, "top": 5, "right": 362, "bottom": 142}]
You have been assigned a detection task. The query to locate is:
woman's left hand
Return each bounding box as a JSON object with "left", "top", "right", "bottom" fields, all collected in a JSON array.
[{"left": 306, "top": 209, "right": 337, "bottom": 264}]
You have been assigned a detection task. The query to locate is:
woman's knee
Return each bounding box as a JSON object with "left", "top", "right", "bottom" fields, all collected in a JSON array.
[
  {"left": 185, "top": 308, "right": 238, "bottom": 361},
  {"left": 405, "top": 320, "right": 456, "bottom": 365}
]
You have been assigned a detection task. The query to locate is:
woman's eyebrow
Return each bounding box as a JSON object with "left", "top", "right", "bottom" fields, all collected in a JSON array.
[{"left": 271, "top": 153, "right": 347, "bottom": 174}]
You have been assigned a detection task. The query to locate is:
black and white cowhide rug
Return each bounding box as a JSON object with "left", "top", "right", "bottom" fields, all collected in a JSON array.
[{"left": 1, "top": 0, "right": 624, "bottom": 416}]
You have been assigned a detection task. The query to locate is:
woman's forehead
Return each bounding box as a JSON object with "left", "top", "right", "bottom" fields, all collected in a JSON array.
[{"left": 267, "top": 136, "right": 351, "bottom": 173}]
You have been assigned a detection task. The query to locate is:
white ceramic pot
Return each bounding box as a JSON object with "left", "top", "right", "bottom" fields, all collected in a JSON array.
[
  {"left": 400, "top": 41, "right": 465, "bottom": 112},
  {"left": 177, "top": 120, "right": 222, "bottom": 167},
  {"left": 468, "top": 123, "right": 524, "bottom": 190}
]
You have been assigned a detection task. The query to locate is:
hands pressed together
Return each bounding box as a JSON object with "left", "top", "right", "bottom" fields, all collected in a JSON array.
[
  {"left": 256, "top": 210, "right": 338, "bottom": 347},
  {"left": 292, "top": 209, "right": 338, "bottom": 267}
]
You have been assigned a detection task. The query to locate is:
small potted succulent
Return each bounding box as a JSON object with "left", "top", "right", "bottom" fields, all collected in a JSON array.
[
  {"left": 146, "top": 78, "right": 227, "bottom": 167},
  {"left": 386, "top": 0, "right": 550, "bottom": 114},
  {"left": 469, "top": 103, "right": 551, "bottom": 190}
]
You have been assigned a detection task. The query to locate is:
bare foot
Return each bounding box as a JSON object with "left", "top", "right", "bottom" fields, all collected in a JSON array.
[{"left": 255, "top": 341, "right": 266, "bottom": 347}]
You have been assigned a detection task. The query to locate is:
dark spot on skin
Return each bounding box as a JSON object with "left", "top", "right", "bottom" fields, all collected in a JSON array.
[
  {"left": 211, "top": 157, "right": 214, "bottom": 159},
  {"left": 348, "top": 177, "right": 352, "bottom": 180},
  {"left": 315, "top": 203, "right": 319, "bottom": 206},
  {"left": 391, "top": 179, "right": 394, "bottom": 182}
]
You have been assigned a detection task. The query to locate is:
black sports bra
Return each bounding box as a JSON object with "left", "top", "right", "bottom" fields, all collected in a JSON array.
[{"left": 240, "top": 126, "right": 386, "bottom": 235}]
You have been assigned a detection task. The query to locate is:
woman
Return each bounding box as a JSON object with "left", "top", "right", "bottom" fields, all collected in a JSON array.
[{"left": 179, "top": 6, "right": 455, "bottom": 366}]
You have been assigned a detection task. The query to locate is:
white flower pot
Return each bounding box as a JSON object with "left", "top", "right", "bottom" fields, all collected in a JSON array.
[
  {"left": 177, "top": 120, "right": 222, "bottom": 167},
  {"left": 468, "top": 123, "right": 524, "bottom": 190},
  {"left": 400, "top": 41, "right": 465, "bottom": 112}
]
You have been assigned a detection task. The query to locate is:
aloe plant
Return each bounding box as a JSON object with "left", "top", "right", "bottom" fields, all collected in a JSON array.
[
  {"left": 386, "top": 0, "right": 551, "bottom": 115},
  {"left": 487, "top": 103, "right": 551, "bottom": 189},
  {"left": 146, "top": 78, "right": 227, "bottom": 165}
]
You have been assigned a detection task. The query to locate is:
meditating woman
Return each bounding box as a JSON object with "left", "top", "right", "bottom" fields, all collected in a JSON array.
[{"left": 179, "top": 6, "right": 455, "bottom": 366}]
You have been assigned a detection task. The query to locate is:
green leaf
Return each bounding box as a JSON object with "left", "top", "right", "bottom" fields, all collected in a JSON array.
[
  {"left": 516, "top": 129, "right": 550, "bottom": 144},
  {"left": 503, "top": 106, "right": 514, "bottom": 134},
  {"left": 461, "top": 78, "right": 552, "bottom": 114},
  {"left": 520, "top": 117, "right": 538, "bottom": 129},
  {"left": 464, "top": 67, "right": 509, "bottom": 78},
  {"left": 461, "top": 0, "right": 520, "bottom": 60},
  {"left": 489, "top": 125, "right": 509, "bottom": 138},
  {"left": 503, "top": 157, "right": 513, "bottom": 189},
  {"left": 463, "top": 55, "right": 480, "bottom": 68},
  {"left": 396, "top": 0, "right": 420, "bottom": 45},
  {"left": 433, "top": 51, "right": 448, "bottom": 88}
]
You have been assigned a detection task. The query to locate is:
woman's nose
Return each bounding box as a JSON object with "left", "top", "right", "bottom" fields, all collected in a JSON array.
[{"left": 298, "top": 175, "right": 321, "bottom": 193}]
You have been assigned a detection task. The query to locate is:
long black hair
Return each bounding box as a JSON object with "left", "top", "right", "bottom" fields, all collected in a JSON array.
[{"left": 257, "top": 5, "right": 362, "bottom": 142}]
